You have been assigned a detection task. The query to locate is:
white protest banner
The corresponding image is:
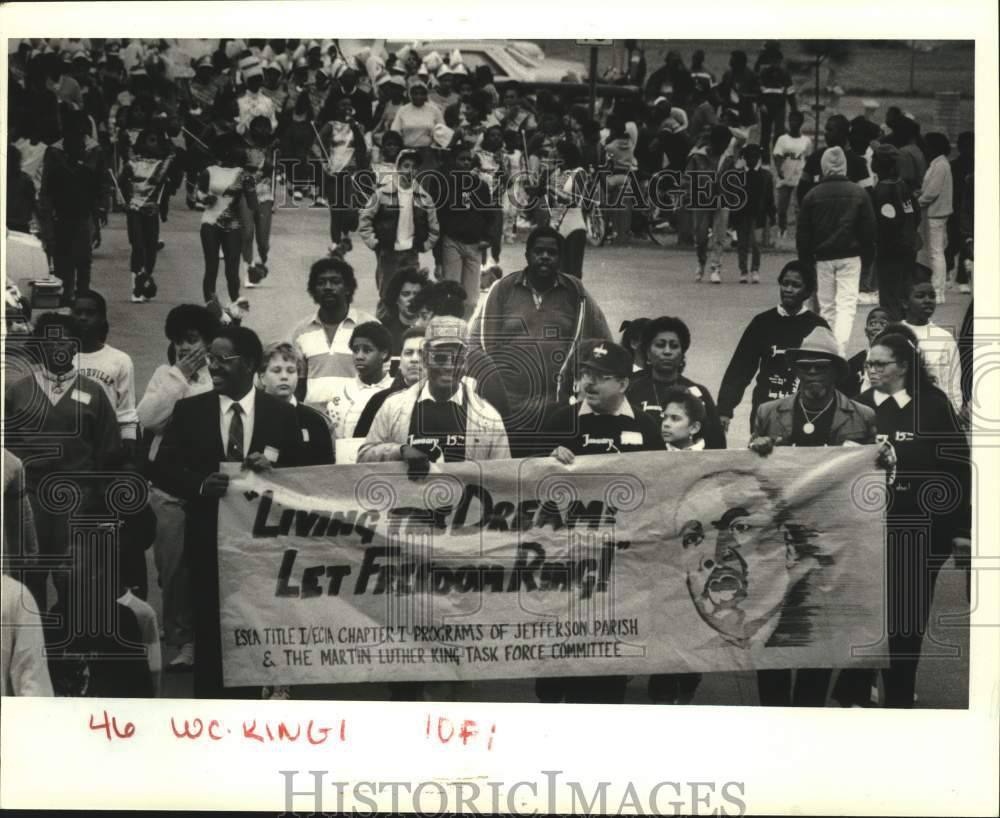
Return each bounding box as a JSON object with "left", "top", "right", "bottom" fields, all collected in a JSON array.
[{"left": 218, "top": 447, "right": 887, "bottom": 687}]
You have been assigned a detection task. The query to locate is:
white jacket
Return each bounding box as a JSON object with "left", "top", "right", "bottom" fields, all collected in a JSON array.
[
  {"left": 137, "top": 363, "right": 214, "bottom": 461},
  {"left": 918, "top": 155, "right": 954, "bottom": 219},
  {"left": 358, "top": 379, "right": 510, "bottom": 463}
]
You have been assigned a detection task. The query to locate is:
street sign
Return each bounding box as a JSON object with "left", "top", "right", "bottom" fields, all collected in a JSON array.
[{"left": 576, "top": 39, "right": 613, "bottom": 46}]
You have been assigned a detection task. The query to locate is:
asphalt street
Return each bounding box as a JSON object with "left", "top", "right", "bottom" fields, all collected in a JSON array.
[{"left": 78, "top": 194, "right": 972, "bottom": 705}]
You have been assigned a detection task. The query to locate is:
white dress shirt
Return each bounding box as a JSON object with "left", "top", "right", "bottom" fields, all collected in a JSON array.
[{"left": 219, "top": 389, "right": 257, "bottom": 459}]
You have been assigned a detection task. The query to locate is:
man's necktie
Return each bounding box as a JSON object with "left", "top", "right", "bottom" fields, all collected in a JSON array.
[{"left": 227, "top": 404, "right": 244, "bottom": 462}]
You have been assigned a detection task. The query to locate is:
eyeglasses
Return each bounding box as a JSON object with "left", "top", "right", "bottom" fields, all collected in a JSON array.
[
  {"left": 425, "top": 349, "right": 465, "bottom": 367},
  {"left": 578, "top": 369, "right": 621, "bottom": 383},
  {"left": 864, "top": 359, "right": 897, "bottom": 372},
  {"left": 205, "top": 353, "right": 242, "bottom": 366}
]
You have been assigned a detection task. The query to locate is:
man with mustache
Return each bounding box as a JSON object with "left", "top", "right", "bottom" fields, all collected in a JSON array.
[
  {"left": 291, "top": 256, "right": 377, "bottom": 409},
  {"left": 538, "top": 340, "right": 663, "bottom": 705}
]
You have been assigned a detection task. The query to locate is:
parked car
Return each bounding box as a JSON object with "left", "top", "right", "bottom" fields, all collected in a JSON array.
[{"left": 377, "top": 40, "right": 587, "bottom": 82}]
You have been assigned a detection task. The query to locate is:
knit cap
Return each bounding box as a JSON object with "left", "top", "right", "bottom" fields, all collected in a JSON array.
[{"left": 820, "top": 146, "right": 847, "bottom": 177}]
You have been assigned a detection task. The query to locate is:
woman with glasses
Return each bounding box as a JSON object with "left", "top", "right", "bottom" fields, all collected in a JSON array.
[
  {"left": 627, "top": 316, "right": 727, "bottom": 450},
  {"left": 844, "top": 326, "right": 970, "bottom": 707}
]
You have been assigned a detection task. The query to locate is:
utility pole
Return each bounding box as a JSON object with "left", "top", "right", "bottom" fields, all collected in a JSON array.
[{"left": 813, "top": 54, "right": 826, "bottom": 145}]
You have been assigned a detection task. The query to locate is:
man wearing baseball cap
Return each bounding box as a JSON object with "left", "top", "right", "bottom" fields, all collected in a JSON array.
[
  {"left": 535, "top": 339, "right": 663, "bottom": 706},
  {"left": 544, "top": 340, "right": 665, "bottom": 465},
  {"left": 358, "top": 315, "right": 509, "bottom": 474}
]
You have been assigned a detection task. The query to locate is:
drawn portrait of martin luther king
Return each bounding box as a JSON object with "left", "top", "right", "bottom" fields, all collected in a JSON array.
[{"left": 672, "top": 469, "right": 824, "bottom": 649}]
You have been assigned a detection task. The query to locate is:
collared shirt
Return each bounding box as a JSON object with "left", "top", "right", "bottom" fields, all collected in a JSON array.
[
  {"left": 292, "top": 306, "right": 377, "bottom": 405},
  {"left": 665, "top": 438, "right": 707, "bottom": 452},
  {"left": 519, "top": 273, "right": 568, "bottom": 310},
  {"left": 776, "top": 303, "right": 809, "bottom": 317},
  {"left": 218, "top": 389, "right": 256, "bottom": 459},
  {"left": 578, "top": 398, "right": 635, "bottom": 418},
  {"left": 328, "top": 372, "right": 395, "bottom": 439},
  {"left": 33, "top": 367, "right": 79, "bottom": 406},
  {"left": 872, "top": 389, "right": 912, "bottom": 409}
]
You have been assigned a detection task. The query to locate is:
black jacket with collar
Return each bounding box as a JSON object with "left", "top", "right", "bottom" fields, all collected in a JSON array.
[{"left": 154, "top": 388, "right": 304, "bottom": 698}]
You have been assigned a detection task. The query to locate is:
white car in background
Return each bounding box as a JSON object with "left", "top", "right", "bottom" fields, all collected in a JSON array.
[{"left": 349, "top": 40, "right": 587, "bottom": 83}]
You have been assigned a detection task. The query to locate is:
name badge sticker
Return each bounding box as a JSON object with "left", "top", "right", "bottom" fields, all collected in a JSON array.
[
  {"left": 263, "top": 445, "right": 280, "bottom": 463},
  {"left": 620, "top": 431, "right": 644, "bottom": 446},
  {"left": 70, "top": 389, "right": 92, "bottom": 405},
  {"left": 301, "top": 428, "right": 310, "bottom": 443}
]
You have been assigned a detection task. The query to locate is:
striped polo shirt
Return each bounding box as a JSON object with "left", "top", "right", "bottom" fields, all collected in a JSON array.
[{"left": 292, "top": 306, "right": 377, "bottom": 405}]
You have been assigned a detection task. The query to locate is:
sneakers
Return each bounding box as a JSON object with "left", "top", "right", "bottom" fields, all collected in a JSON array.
[
  {"left": 166, "top": 642, "right": 195, "bottom": 673},
  {"left": 710, "top": 270, "right": 722, "bottom": 284},
  {"left": 959, "top": 283, "right": 971, "bottom": 294},
  {"left": 131, "top": 273, "right": 146, "bottom": 303},
  {"left": 205, "top": 296, "right": 224, "bottom": 322},
  {"left": 751, "top": 271, "right": 761, "bottom": 284},
  {"left": 740, "top": 273, "right": 748, "bottom": 284},
  {"left": 226, "top": 297, "right": 250, "bottom": 324},
  {"left": 857, "top": 291, "right": 878, "bottom": 305},
  {"left": 695, "top": 266, "right": 705, "bottom": 282},
  {"left": 246, "top": 262, "right": 268, "bottom": 287}
]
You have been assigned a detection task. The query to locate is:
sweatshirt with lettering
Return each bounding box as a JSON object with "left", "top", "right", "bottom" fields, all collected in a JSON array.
[
  {"left": 717, "top": 306, "right": 829, "bottom": 421},
  {"left": 75, "top": 345, "right": 138, "bottom": 441},
  {"left": 540, "top": 402, "right": 665, "bottom": 458}
]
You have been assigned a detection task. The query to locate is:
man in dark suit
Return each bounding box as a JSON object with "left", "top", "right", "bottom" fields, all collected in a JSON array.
[{"left": 155, "top": 325, "right": 303, "bottom": 698}]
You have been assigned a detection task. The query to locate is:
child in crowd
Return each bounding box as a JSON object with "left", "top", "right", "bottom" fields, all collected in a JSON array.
[
  {"left": 326, "top": 321, "right": 394, "bottom": 439},
  {"left": 240, "top": 115, "right": 279, "bottom": 288},
  {"left": 842, "top": 306, "right": 891, "bottom": 398},
  {"left": 871, "top": 144, "right": 921, "bottom": 319},
  {"left": 731, "top": 143, "right": 775, "bottom": 284},
  {"left": 119, "top": 128, "right": 173, "bottom": 302},
  {"left": 257, "top": 342, "right": 335, "bottom": 467},
  {"left": 195, "top": 132, "right": 256, "bottom": 323},
  {"left": 372, "top": 129, "right": 404, "bottom": 186},
  {"left": 659, "top": 387, "right": 707, "bottom": 451},
  {"left": 687, "top": 124, "right": 736, "bottom": 283},
  {"left": 279, "top": 94, "right": 317, "bottom": 204},
  {"left": 501, "top": 130, "right": 527, "bottom": 243},
  {"left": 772, "top": 110, "right": 811, "bottom": 240},
  {"left": 619, "top": 318, "right": 651, "bottom": 373},
  {"left": 647, "top": 387, "right": 706, "bottom": 706},
  {"left": 475, "top": 125, "right": 510, "bottom": 272},
  {"left": 900, "top": 272, "right": 963, "bottom": 415},
  {"left": 70, "top": 290, "right": 139, "bottom": 461}
]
